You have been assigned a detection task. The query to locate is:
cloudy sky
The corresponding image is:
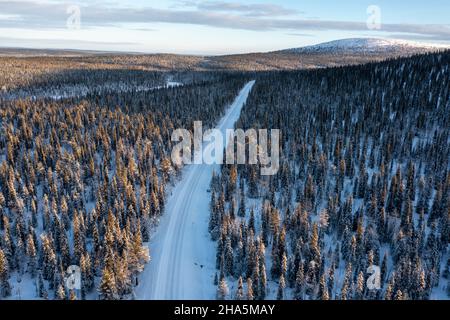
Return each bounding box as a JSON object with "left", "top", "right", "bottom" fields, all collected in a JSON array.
[{"left": 0, "top": 0, "right": 449, "bottom": 54}]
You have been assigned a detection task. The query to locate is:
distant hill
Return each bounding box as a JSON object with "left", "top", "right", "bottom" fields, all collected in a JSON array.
[
  {"left": 204, "top": 38, "right": 448, "bottom": 71},
  {"left": 0, "top": 38, "right": 448, "bottom": 72},
  {"left": 280, "top": 38, "right": 447, "bottom": 55},
  {"left": 0, "top": 47, "right": 116, "bottom": 57}
]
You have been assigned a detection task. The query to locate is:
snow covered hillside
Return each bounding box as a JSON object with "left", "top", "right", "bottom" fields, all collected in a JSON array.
[{"left": 282, "top": 38, "right": 448, "bottom": 55}]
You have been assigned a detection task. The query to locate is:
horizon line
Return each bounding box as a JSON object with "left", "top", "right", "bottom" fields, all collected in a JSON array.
[{"left": 1, "top": 37, "right": 449, "bottom": 57}]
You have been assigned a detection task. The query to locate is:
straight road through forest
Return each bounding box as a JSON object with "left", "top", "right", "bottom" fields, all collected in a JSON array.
[{"left": 135, "top": 80, "right": 256, "bottom": 299}]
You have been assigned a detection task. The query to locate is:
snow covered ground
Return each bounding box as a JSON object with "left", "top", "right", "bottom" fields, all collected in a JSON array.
[
  {"left": 135, "top": 80, "right": 256, "bottom": 300},
  {"left": 283, "top": 38, "right": 450, "bottom": 54}
]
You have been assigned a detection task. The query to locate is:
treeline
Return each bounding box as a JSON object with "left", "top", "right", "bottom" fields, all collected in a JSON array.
[
  {"left": 0, "top": 54, "right": 204, "bottom": 93},
  {"left": 3, "top": 69, "right": 166, "bottom": 100},
  {"left": 210, "top": 51, "right": 450, "bottom": 300}
]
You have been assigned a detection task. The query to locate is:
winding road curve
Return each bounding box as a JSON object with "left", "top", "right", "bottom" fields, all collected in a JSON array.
[{"left": 135, "top": 80, "right": 256, "bottom": 299}]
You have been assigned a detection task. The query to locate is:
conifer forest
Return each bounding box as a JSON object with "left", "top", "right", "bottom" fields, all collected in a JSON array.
[{"left": 0, "top": 42, "right": 449, "bottom": 302}]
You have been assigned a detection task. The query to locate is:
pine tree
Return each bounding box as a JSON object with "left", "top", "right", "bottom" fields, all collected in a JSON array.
[
  {"left": 0, "top": 192, "right": 4, "bottom": 231},
  {"left": 258, "top": 262, "right": 267, "bottom": 300},
  {"left": 41, "top": 234, "right": 57, "bottom": 282},
  {"left": 294, "top": 262, "right": 305, "bottom": 300},
  {"left": 217, "top": 277, "right": 229, "bottom": 300},
  {"left": 235, "top": 276, "right": 244, "bottom": 300},
  {"left": 37, "top": 272, "right": 47, "bottom": 299},
  {"left": 26, "top": 233, "right": 37, "bottom": 277},
  {"left": 238, "top": 187, "right": 246, "bottom": 218},
  {"left": 443, "top": 258, "right": 450, "bottom": 279},
  {"left": 80, "top": 252, "right": 93, "bottom": 299},
  {"left": 248, "top": 208, "right": 255, "bottom": 233},
  {"left": 99, "top": 267, "right": 118, "bottom": 300},
  {"left": 0, "top": 249, "right": 11, "bottom": 297},
  {"left": 354, "top": 271, "right": 365, "bottom": 300},
  {"left": 406, "top": 161, "right": 415, "bottom": 201},
  {"left": 248, "top": 166, "right": 258, "bottom": 198},
  {"left": 69, "top": 289, "right": 77, "bottom": 300},
  {"left": 380, "top": 254, "right": 388, "bottom": 283},
  {"left": 328, "top": 264, "right": 335, "bottom": 296},
  {"left": 234, "top": 239, "right": 244, "bottom": 277},
  {"left": 281, "top": 252, "right": 288, "bottom": 278},
  {"left": 310, "top": 223, "right": 321, "bottom": 263},
  {"left": 384, "top": 282, "right": 393, "bottom": 300},
  {"left": 394, "top": 289, "right": 403, "bottom": 300},
  {"left": 246, "top": 278, "right": 254, "bottom": 300},
  {"left": 341, "top": 263, "right": 352, "bottom": 300},
  {"left": 56, "top": 284, "right": 66, "bottom": 300},
  {"left": 224, "top": 237, "right": 234, "bottom": 276},
  {"left": 128, "top": 220, "right": 150, "bottom": 284},
  {"left": 116, "top": 253, "right": 132, "bottom": 297},
  {"left": 59, "top": 229, "right": 71, "bottom": 268},
  {"left": 319, "top": 274, "right": 329, "bottom": 300},
  {"left": 276, "top": 275, "right": 286, "bottom": 300}
]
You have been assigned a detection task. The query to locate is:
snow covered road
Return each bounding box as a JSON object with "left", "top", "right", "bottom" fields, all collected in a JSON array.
[{"left": 135, "top": 80, "right": 255, "bottom": 300}]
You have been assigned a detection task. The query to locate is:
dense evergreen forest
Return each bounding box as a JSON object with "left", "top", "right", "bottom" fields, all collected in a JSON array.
[
  {"left": 211, "top": 51, "right": 450, "bottom": 300},
  {"left": 0, "top": 49, "right": 449, "bottom": 300},
  {"left": 0, "top": 70, "right": 247, "bottom": 299}
]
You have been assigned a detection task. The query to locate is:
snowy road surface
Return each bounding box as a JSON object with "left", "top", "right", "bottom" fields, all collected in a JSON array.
[{"left": 135, "top": 80, "right": 255, "bottom": 299}]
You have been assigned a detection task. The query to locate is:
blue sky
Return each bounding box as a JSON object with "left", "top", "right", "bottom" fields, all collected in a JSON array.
[{"left": 0, "top": 0, "right": 449, "bottom": 54}]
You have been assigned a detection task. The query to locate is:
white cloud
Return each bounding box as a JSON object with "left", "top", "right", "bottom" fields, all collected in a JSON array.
[{"left": 0, "top": 1, "right": 449, "bottom": 42}]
